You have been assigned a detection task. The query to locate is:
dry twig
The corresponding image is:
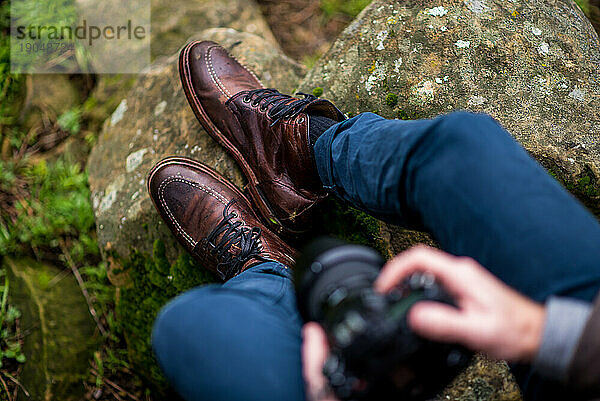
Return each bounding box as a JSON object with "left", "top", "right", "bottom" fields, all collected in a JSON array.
[
  {"left": 3, "top": 369, "right": 29, "bottom": 397},
  {"left": 109, "top": 387, "right": 124, "bottom": 401},
  {"left": 90, "top": 368, "right": 141, "bottom": 401},
  {"left": 59, "top": 239, "right": 108, "bottom": 336},
  {"left": 0, "top": 372, "right": 12, "bottom": 401}
]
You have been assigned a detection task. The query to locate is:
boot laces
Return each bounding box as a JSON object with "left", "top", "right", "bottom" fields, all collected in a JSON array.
[
  {"left": 227, "top": 88, "right": 318, "bottom": 126},
  {"left": 202, "top": 199, "right": 267, "bottom": 280}
]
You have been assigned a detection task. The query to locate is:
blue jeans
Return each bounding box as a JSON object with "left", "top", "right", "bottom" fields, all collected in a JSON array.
[{"left": 152, "top": 112, "right": 600, "bottom": 401}]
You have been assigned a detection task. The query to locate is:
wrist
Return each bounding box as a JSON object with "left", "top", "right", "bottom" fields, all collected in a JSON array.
[{"left": 515, "top": 300, "right": 545, "bottom": 362}]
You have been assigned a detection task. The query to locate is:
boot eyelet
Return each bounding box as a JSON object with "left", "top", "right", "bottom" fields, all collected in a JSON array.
[
  {"left": 298, "top": 116, "right": 306, "bottom": 124},
  {"left": 259, "top": 104, "right": 268, "bottom": 112},
  {"left": 251, "top": 101, "right": 260, "bottom": 107},
  {"left": 243, "top": 96, "right": 251, "bottom": 103}
]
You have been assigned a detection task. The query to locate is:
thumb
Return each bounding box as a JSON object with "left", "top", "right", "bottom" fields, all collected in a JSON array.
[
  {"left": 302, "top": 323, "right": 330, "bottom": 386},
  {"left": 408, "top": 301, "right": 472, "bottom": 345}
]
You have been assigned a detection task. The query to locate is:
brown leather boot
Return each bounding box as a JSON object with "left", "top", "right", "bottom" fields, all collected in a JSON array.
[
  {"left": 179, "top": 40, "right": 346, "bottom": 236},
  {"left": 148, "top": 157, "right": 296, "bottom": 281}
]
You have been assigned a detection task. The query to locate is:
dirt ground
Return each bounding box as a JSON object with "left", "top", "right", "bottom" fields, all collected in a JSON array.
[{"left": 255, "top": 0, "right": 356, "bottom": 64}]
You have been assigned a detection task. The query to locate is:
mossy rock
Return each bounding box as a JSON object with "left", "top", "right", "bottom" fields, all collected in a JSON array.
[
  {"left": 5, "top": 257, "right": 97, "bottom": 400},
  {"left": 112, "top": 242, "right": 216, "bottom": 394},
  {"left": 440, "top": 355, "right": 522, "bottom": 401}
]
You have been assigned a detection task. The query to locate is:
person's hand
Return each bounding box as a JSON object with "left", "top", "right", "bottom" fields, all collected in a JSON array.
[
  {"left": 302, "top": 322, "right": 340, "bottom": 401},
  {"left": 374, "top": 245, "right": 546, "bottom": 363}
]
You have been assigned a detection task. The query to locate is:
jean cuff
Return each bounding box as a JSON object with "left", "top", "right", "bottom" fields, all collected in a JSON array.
[
  {"left": 313, "top": 119, "right": 345, "bottom": 196},
  {"left": 244, "top": 261, "right": 292, "bottom": 279}
]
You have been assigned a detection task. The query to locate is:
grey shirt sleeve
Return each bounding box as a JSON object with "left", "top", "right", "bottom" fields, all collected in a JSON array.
[{"left": 533, "top": 296, "right": 592, "bottom": 382}]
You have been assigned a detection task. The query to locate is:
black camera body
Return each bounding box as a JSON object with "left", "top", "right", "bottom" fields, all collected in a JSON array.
[{"left": 294, "top": 238, "right": 472, "bottom": 400}]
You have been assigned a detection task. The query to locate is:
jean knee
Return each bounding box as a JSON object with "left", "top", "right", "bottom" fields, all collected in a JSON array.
[
  {"left": 436, "top": 111, "right": 506, "bottom": 145},
  {"left": 151, "top": 287, "right": 211, "bottom": 361},
  {"left": 151, "top": 298, "right": 176, "bottom": 357}
]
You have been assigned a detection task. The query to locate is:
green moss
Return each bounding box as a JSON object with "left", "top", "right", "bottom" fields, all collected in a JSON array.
[
  {"left": 36, "top": 270, "right": 52, "bottom": 290},
  {"left": 0, "top": 3, "right": 24, "bottom": 127},
  {"left": 0, "top": 157, "right": 96, "bottom": 263},
  {"left": 309, "top": 198, "right": 389, "bottom": 257},
  {"left": 83, "top": 96, "right": 98, "bottom": 112},
  {"left": 312, "top": 87, "right": 324, "bottom": 97},
  {"left": 6, "top": 258, "right": 97, "bottom": 400},
  {"left": 116, "top": 241, "right": 216, "bottom": 392},
  {"left": 575, "top": 0, "right": 590, "bottom": 15},
  {"left": 577, "top": 175, "right": 600, "bottom": 198},
  {"left": 396, "top": 109, "right": 411, "bottom": 120},
  {"left": 385, "top": 93, "right": 398, "bottom": 107},
  {"left": 0, "top": 268, "right": 26, "bottom": 370},
  {"left": 579, "top": 175, "right": 591, "bottom": 186},
  {"left": 152, "top": 239, "right": 170, "bottom": 276},
  {"left": 544, "top": 165, "right": 600, "bottom": 216},
  {"left": 547, "top": 168, "right": 559, "bottom": 180},
  {"left": 57, "top": 106, "right": 82, "bottom": 135},
  {"left": 302, "top": 52, "right": 323, "bottom": 69},
  {"left": 568, "top": 173, "right": 600, "bottom": 199},
  {"left": 320, "top": 0, "right": 371, "bottom": 19}
]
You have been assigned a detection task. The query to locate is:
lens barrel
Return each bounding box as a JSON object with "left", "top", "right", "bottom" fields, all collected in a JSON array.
[{"left": 294, "top": 237, "right": 384, "bottom": 323}]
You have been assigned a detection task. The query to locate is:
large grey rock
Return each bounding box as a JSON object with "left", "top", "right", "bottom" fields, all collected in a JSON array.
[
  {"left": 88, "top": 27, "right": 306, "bottom": 274},
  {"left": 6, "top": 258, "right": 97, "bottom": 400},
  {"left": 300, "top": 0, "right": 600, "bottom": 220}
]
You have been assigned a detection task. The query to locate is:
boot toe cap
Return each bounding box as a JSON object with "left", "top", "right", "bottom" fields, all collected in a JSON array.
[
  {"left": 180, "top": 40, "right": 262, "bottom": 100},
  {"left": 148, "top": 161, "right": 204, "bottom": 248}
]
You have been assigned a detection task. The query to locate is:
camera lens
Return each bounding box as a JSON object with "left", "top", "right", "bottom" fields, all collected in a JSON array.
[
  {"left": 294, "top": 238, "right": 472, "bottom": 401},
  {"left": 294, "top": 237, "right": 384, "bottom": 324}
]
